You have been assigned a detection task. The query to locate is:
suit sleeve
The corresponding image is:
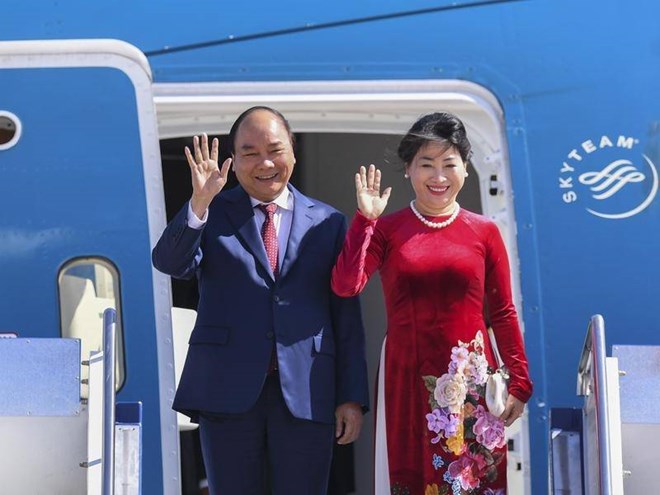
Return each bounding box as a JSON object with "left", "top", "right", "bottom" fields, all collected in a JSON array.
[
  {"left": 484, "top": 222, "right": 533, "bottom": 403},
  {"left": 151, "top": 202, "right": 205, "bottom": 280},
  {"left": 330, "top": 214, "right": 370, "bottom": 411}
]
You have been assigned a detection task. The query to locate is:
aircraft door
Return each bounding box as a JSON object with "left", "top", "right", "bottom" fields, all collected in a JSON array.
[{"left": 0, "top": 40, "right": 178, "bottom": 495}]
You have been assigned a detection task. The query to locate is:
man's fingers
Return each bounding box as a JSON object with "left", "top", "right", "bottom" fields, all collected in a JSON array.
[
  {"left": 335, "top": 418, "right": 344, "bottom": 439},
  {"left": 347, "top": 414, "right": 363, "bottom": 443},
  {"left": 201, "top": 133, "right": 210, "bottom": 161},
  {"left": 193, "top": 135, "right": 203, "bottom": 164},
  {"left": 336, "top": 418, "right": 355, "bottom": 444},
  {"left": 219, "top": 157, "right": 232, "bottom": 180},
  {"left": 335, "top": 404, "right": 362, "bottom": 444},
  {"left": 211, "top": 137, "right": 220, "bottom": 163},
  {"left": 184, "top": 147, "right": 196, "bottom": 170},
  {"left": 338, "top": 427, "right": 355, "bottom": 445}
]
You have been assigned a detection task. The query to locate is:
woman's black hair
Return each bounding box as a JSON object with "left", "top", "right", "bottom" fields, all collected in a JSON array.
[
  {"left": 397, "top": 112, "right": 472, "bottom": 165},
  {"left": 228, "top": 106, "right": 296, "bottom": 154}
]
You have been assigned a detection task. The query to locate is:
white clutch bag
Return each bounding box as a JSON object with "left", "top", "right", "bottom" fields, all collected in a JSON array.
[
  {"left": 485, "top": 367, "right": 509, "bottom": 417},
  {"left": 485, "top": 328, "right": 509, "bottom": 417}
]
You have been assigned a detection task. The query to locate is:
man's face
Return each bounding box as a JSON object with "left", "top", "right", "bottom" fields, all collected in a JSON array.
[{"left": 232, "top": 110, "right": 296, "bottom": 203}]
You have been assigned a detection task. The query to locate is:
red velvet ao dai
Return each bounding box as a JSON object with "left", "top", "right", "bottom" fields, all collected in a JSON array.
[{"left": 331, "top": 207, "right": 533, "bottom": 495}]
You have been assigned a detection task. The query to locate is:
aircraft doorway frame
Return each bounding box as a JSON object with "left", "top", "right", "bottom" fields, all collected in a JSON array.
[{"left": 153, "top": 79, "right": 531, "bottom": 495}]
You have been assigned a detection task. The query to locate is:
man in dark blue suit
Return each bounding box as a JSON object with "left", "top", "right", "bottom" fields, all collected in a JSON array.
[{"left": 152, "top": 107, "right": 369, "bottom": 495}]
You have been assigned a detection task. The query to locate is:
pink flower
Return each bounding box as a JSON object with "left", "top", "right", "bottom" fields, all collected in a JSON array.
[
  {"left": 450, "top": 346, "right": 469, "bottom": 373},
  {"left": 472, "top": 330, "right": 485, "bottom": 353},
  {"left": 465, "top": 449, "right": 489, "bottom": 472},
  {"left": 473, "top": 405, "right": 506, "bottom": 450},
  {"left": 447, "top": 453, "right": 481, "bottom": 491},
  {"left": 465, "top": 352, "right": 489, "bottom": 387}
]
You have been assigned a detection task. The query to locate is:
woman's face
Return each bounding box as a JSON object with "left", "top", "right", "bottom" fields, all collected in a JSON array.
[{"left": 406, "top": 141, "right": 467, "bottom": 216}]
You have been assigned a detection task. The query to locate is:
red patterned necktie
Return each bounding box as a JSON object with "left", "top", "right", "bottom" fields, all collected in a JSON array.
[
  {"left": 258, "top": 203, "right": 279, "bottom": 279},
  {"left": 258, "top": 203, "right": 279, "bottom": 373}
]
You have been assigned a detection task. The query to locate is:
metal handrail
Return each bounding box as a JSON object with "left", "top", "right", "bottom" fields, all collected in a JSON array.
[
  {"left": 102, "top": 308, "right": 116, "bottom": 495},
  {"left": 576, "top": 314, "right": 614, "bottom": 495}
]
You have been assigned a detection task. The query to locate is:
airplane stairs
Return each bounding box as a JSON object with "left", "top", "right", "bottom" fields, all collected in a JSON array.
[
  {"left": 0, "top": 309, "right": 142, "bottom": 494},
  {"left": 550, "top": 315, "right": 660, "bottom": 494}
]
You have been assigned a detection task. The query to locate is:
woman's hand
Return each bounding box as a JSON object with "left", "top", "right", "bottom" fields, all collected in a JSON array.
[
  {"left": 185, "top": 133, "right": 232, "bottom": 218},
  {"left": 500, "top": 394, "right": 525, "bottom": 427},
  {"left": 355, "top": 164, "right": 392, "bottom": 220}
]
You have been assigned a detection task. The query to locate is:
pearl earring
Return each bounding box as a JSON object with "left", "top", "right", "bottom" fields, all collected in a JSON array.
[
  {"left": 404, "top": 173, "right": 409, "bottom": 179},
  {"left": 465, "top": 172, "right": 469, "bottom": 177}
]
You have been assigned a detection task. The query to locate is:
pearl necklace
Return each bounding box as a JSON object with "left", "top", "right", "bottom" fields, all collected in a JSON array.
[{"left": 409, "top": 200, "right": 460, "bottom": 229}]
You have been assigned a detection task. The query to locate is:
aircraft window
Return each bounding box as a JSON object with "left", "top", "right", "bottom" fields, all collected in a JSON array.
[
  {"left": 58, "top": 258, "right": 125, "bottom": 397},
  {"left": 0, "top": 111, "right": 22, "bottom": 150}
]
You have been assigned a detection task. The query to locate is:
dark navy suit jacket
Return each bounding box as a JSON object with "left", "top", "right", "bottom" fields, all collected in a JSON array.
[{"left": 152, "top": 184, "right": 369, "bottom": 424}]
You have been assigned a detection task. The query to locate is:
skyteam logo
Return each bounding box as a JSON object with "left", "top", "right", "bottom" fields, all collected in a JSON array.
[{"left": 559, "top": 135, "right": 658, "bottom": 219}]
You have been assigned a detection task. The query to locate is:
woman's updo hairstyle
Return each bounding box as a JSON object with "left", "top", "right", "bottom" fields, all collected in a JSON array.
[{"left": 397, "top": 112, "right": 472, "bottom": 165}]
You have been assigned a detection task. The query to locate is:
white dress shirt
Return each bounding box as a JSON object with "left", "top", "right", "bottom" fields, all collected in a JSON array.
[{"left": 187, "top": 187, "right": 294, "bottom": 269}]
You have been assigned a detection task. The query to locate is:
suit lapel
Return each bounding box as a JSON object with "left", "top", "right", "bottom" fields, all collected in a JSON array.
[
  {"left": 280, "top": 186, "right": 315, "bottom": 280},
  {"left": 222, "top": 186, "right": 273, "bottom": 281}
]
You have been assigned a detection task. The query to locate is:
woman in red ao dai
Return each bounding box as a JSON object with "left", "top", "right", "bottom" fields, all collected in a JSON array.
[{"left": 331, "top": 112, "right": 533, "bottom": 495}]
